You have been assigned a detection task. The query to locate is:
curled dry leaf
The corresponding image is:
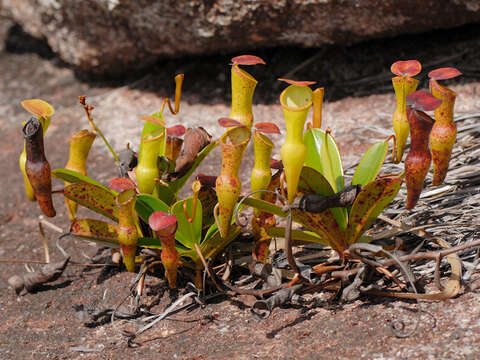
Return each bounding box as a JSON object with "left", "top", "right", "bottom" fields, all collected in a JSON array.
[
  {"left": 8, "top": 257, "right": 70, "bottom": 295},
  {"left": 277, "top": 78, "right": 317, "bottom": 86},
  {"left": 218, "top": 118, "right": 244, "bottom": 128},
  {"left": 167, "top": 124, "right": 186, "bottom": 137},
  {"left": 231, "top": 55, "right": 266, "bottom": 65},
  {"left": 406, "top": 90, "right": 442, "bottom": 112},
  {"left": 21, "top": 99, "right": 55, "bottom": 117},
  {"left": 140, "top": 115, "right": 166, "bottom": 127},
  {"left": 254, "top": 122, "right": 281, "bottom": 134},
  {"left": 109, "top": 177, "right": 136, "bottom": 192},
  {"left": 390, "top": 60, "right": 422, "bottom": 77},
  {"left": 428, "top": 67, "right": 462, "bottom": 80},
  {"left": 174, "top": 127, "right": 212, "bottom": 176}
]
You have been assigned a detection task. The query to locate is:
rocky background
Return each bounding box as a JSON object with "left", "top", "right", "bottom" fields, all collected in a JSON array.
[{"left": 2, "top": 0, "right": 480, "bottom": 74}]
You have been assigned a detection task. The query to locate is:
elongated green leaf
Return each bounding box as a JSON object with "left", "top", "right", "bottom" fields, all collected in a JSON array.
[
  {"left": 304, "top": 129, "right": 344, "bottom": 192},
  {"left": 182, "top": 226, "right": 241, "bottom": 266},
  {"left": 203, "top": 222, "right": 219, "bottom": 243},
  {"left": 168, "top": 141, "right": 218, "bottom": 194},
  {"left": 201, "top": 226, "right": 241, "bottom": 260},
  {"left": 70, "top": 218, "right": 119, "bottom": 246},
  {"left": 63, "top": 182, "right": 118, "bottom": 221},
  {"left": 171, "top": 197, "right": 203, "bottom": 249},
  {"left": 52, "top": 168, "right": 114, "bottom": 194},
  {"left": 241, "top": 197, "right": 287, "bottom": 217},
  {"left": 291, "top": 209, "right": 347, "bottom": 252},
  {"left": 345, "top": 177, "right": 403, "bottom": 245},
  {"left": 299, "top": 166, "right": 348, "bottom": 231},
  {"left": 267, "top": 227, "right": 329, "bottom": 246},
  {"left": 135, "top": 195, "right": 169, "bottom": 223},
  {"left": 352, "top": 141, "right": 389, "bottom": 186}
]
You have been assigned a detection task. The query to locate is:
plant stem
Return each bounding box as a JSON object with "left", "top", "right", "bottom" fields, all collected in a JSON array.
[{"left": 78, "top": 96, "right": 119, "bottom": 163}]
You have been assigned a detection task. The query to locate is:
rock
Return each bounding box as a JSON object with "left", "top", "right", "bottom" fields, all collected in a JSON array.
[
  {"left": 2, "top": 0, "right": 480, "bottom": 74},
  {"left": 0, "top": 2, "right": 14, "bottom": 52}
]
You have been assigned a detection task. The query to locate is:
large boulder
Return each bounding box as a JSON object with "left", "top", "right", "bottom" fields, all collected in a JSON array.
[{"left": 3, "top": 0, "right": 480, "bottom": 74}]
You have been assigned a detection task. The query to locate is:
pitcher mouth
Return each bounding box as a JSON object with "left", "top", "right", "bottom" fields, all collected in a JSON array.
[
  {"left": 254, "top": 130, "right": 273, "bottom": 148},
  {"left": 71, "top": 129, "right": 96, "bottom": 139},
  {"left": 280, "top": 85, "right": 313, "bottom": 112},
  {"left": 232, "top": 64, "right": 258, "bottom": 85},
  {"left": 430, "top": 79, "right": 457, "bottom": 99},
  {"left": 220, "top": 126, "right": 251, "bottom": 146},
  {"left": 22, "top": 117, "right": 41, "bottom": 139},
  {"left": 392, "top": 74, "right": 418, "bottom": 83},
  {"left": 409, "top": 108, "right": 435, "bottom": 126},
  {"left": 116, "top": 188, "right": 136, "bottom": 205}
]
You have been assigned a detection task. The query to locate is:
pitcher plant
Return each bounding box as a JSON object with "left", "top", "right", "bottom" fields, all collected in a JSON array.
[
  {"left": 428, "top": 67, "right": 462, "bottom": 185},
  {"left": 405, "top": 90, "right": 442, "bottom": 209},
  {"left": 279, "top": 80, "right": 314, "bottom": 204},
  {"left": 116, "top": 188, "right": 138, "bottom": 272},
  {"left": 250, "top": 130, "right": 274, "bottom": 201},
  {"left": 216, "top": 126, "right": 251, "bottom": 238},
  {"left": 229, "top": 55, "right": 264, "bottom": 128},
  {"left": 136, "top": 116, "right": 166, "bottom": 194},
  {"left": 64, "top": 130, "right": 97, "bottom": 220},
  {"left": 391, "top": 60, "right": 421, "bottom": 163},
  {"left": 149, "top": 211, "right": 179, "bottom": 288},
  {"left": 250, "top": 123, "right": 280, "bottom": 262},
  {"left": 19, "top": 99, "right": 54, "bottom": 201},
  {"left": 22, "top": 118, "right": 56, "bottom": 217}
]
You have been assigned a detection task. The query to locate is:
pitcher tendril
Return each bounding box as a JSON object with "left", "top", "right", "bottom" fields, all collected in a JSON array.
[{"left": 78, "top": 95, "right": 119, "bottom": 163}]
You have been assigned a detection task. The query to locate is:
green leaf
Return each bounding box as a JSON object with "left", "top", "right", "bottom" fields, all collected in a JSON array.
[
  {"left": 298, "top": 166, "right": 334, "bottom": 195},
  {"left": 154, "top": 182, "right": 176, "bottom": 206},
  {"left": 70, "top": 218, "right": 119, "bottom": 246},
  {"left": 52, "top": 168, "right": 114, "bottom": 194},
  {"left": 291, "top": 208, "right": 347, "bottom": 253},
  {"left": 345, "top": 177, "right": 403, "bottom": 245},
  {"left": 304, "top": 129, "right": 344, "bottom": 192},
  {"left": 241, "top": 197, "right": 287, "bottom": 217},
  {"left": 63, "top": 182, "right": 118, "bottom": 221},
  {"left": 352, "top": 141, "right": 389, "bottom": 187},
  {"left": 168, "top": 141, "right": 218, "bottom": 195},
  {"left": 181, "top": 226, "right": 241, "bottom": 266},
  {"left": 267, "top": 227, "right": 330, "bottom": 246},
  {"left": 171, "top": 197, "right": 203, "bottom": 249},
  {"left": 299, "top": 166, "right": 348, "bottom": 231},
  {"left": 135, "top": 195, "right": 170, "bottom": 223},
  {"left": 201, "top": 226, "right": 241, "bottom": 260},
  {"left": 203, "top": 222, "right": 219, "bottom": 243}
]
